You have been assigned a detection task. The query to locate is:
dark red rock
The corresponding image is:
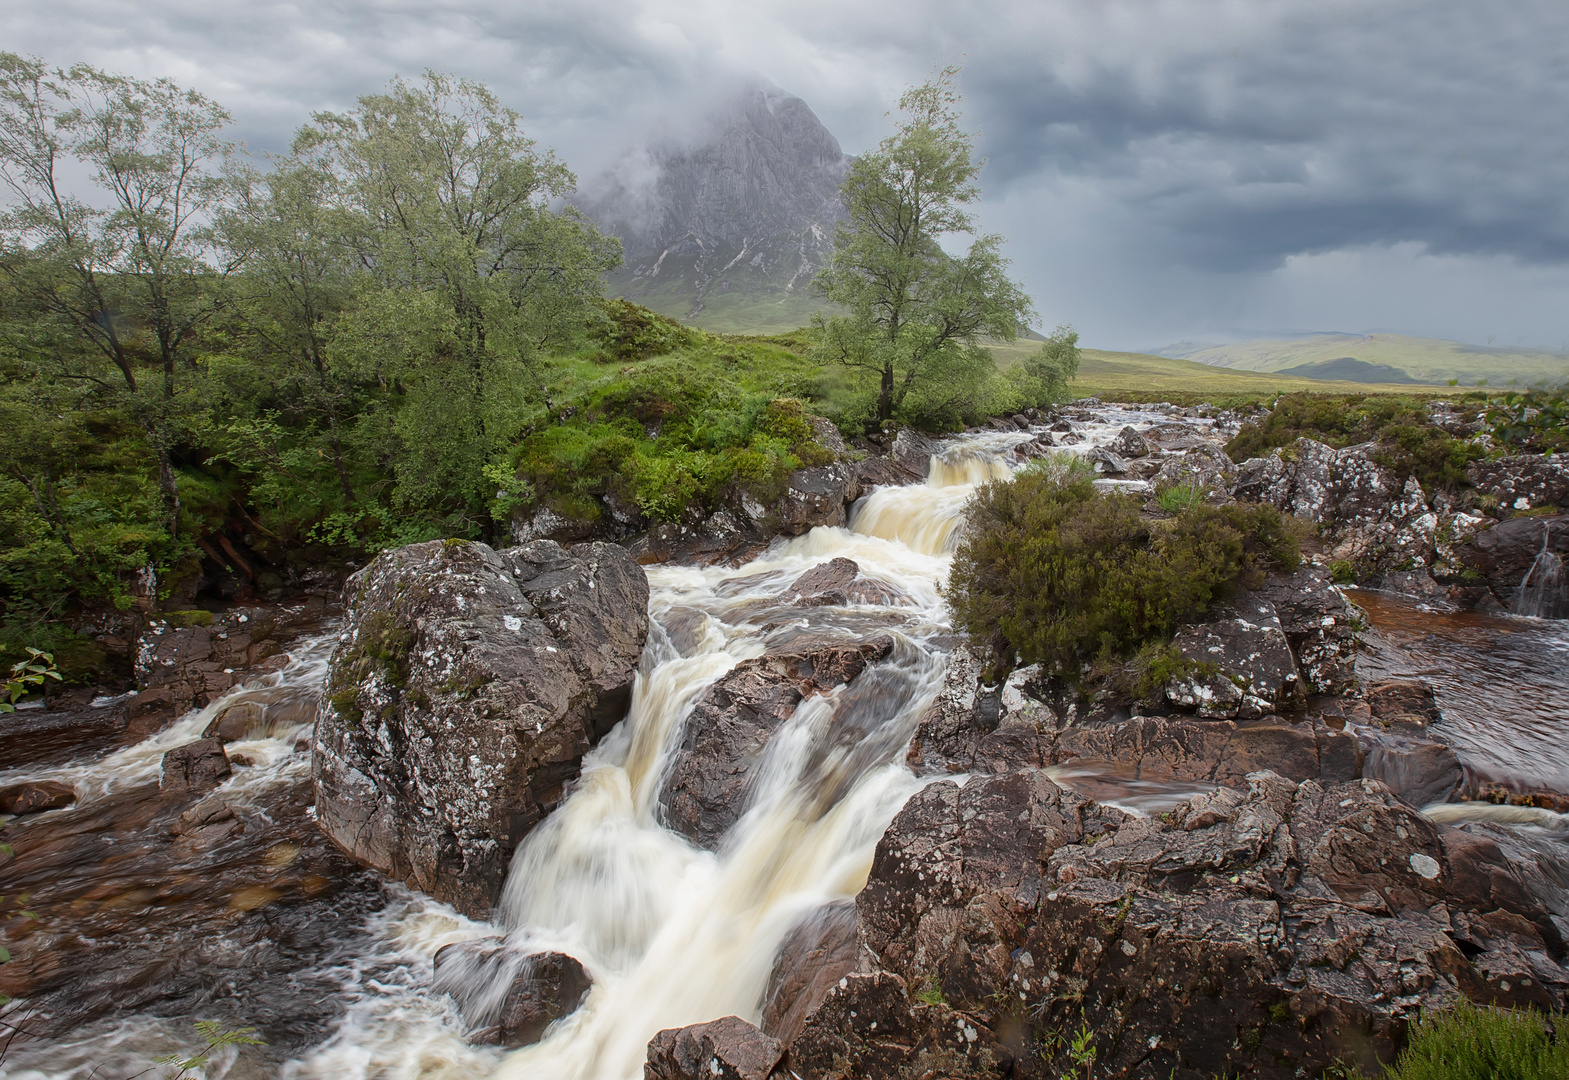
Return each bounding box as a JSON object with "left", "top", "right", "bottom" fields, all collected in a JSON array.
[
  {"left": 203, "top": 701, "right": 263, "bottom": 742},
  {"left": 0, "top": 780, "right": 76, "bottom": 815},
  {"left": 658, "top": 638, "right": 894, "bottom": 849},
  {"left": 160, "top": 738, "right": 231, "bottom": 793},
  {"left": 759, "top": 901, "right": 859, "bottom": 1044},
  {"left": 645, "top": 1015, "right": 783, "bottom": 1080}
]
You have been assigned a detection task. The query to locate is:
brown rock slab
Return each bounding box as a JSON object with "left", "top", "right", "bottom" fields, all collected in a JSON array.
[
  {"left": 645, "top": 1015, "right": 783, "bottom": 1080},
  {"left": 160, "top": 738, "right": 231, "bottom": 793},
  {"left": 0, "top": 780, "right": 76, "bottom": 815},
  {"left": 759, "top": 901, "right": 859, "bottom": 1044}
]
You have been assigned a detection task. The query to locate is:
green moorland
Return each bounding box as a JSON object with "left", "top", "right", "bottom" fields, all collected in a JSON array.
[
  {"left": 1168, "top": 331, "right": 1569, "bottom": 388},
  {"left": 992, "top": 340, "right": 1458, "bottom": 405}
]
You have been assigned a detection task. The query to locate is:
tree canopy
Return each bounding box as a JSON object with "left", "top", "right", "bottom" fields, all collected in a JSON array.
[{"left": 812, "top": 67, "right": 1078, "bottom": 430}]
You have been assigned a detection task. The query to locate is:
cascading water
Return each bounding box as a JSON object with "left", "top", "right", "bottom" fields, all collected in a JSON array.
[
  {"left": 1, "top": 406, "right": 1202, "bottom": 1080},
  {"left": 1513, "top": 523, "right": 1566, "bottom": 619}
]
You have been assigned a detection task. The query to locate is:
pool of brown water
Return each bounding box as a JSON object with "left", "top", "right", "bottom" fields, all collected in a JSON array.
[{"left": 1350, "top": 588, "right": 1569, "bottom": 794}]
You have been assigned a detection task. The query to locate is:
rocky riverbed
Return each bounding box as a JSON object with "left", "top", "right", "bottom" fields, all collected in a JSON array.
[{"left": 2, "top": 400, "right": 1566, "bottom": 1080}]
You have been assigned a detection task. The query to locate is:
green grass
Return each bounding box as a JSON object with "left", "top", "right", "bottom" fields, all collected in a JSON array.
[
  {"left": 1167, "top": 332, "right": 1569, "bottom": 388},
  {"left": 606, "top": 279, "right": 833, "bottom": 336},
  {"left": 1345, "top": 1001, "right": 1569, "bottom": 1080},
  {"left": 990, "top": 342, "right": 1456, "bottom": 402}
]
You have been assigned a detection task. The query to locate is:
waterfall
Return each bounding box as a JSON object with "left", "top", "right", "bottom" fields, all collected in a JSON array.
[{"left": 1513, "top": 523, "right": 1566, "bottom": 619}]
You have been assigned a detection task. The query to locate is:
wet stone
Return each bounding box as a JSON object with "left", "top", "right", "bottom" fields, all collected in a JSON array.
[
  {"left": 645, "top": 1015, "right": 784, "bottom": 1080},
  {"left": 204, "top": 700, "right": 264, "bottom": 742},
  {"left": 160, "top": 737, "right": 232, "bottom": 793},
  {"left": 0, "top": 780, "right": 77, "bottom": 815}
]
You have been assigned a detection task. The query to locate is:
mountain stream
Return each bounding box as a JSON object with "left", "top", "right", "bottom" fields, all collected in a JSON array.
[{"left": 2, "top": 407, "right": 1565, "bottom": 1080}]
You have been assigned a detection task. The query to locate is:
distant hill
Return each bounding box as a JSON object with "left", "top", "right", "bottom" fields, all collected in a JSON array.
[
  {"left": 1274, "top": 357, "right": 1418, "bottom": 384},
  {"left": 1161, "top": 333, "right": 1569, "bottom": 387},
  {"left": 577, "top": 85, "right": 846, "bottom": 334},
  {"left": 988, "top": 342, "right": 1454, "bottom": 398}
]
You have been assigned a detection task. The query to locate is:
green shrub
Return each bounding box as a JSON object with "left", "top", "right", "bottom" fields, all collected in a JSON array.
[
  {"left": 1485, "top": 387, "right": 1569, "bottom": 454},
  {"left": 1225, "top": 394, "right": 1483, "bottom": 490},
  {"left": 947, "top": 464, "right": 1301, "bottom": 680},
  {"left": 1369, "top": 1001, "right": 1569, "bottom": 1080},
  {"left": 1155, "top": 481, "right": 1205, "bottom": 514}
]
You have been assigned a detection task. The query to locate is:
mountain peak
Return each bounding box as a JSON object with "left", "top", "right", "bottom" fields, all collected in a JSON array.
[{"left": 578, "top": 85, "right": 848, "bottom": 332}]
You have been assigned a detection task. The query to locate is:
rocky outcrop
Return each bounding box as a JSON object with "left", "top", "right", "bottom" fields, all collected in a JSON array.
[
  {"left": 1165, "top": 597, "right": 1302, "bottom": 719},
  {"left": 1110, "top": 425, "right": 1151, "bottom": 458},
  {"left": 312, "top": 538, "right": 649, "bottom": 917},
  {"left": 658, "top": 638, "right": 894, "bottom": 849},
  {"left": 1253, "top": 566, "right": 1359, "bottom": 694},
  {"left": 645, "top": 1015, "right": 785, "bottom": 1080},
  {"left": 770, "top": 463, "right": 861, "bottom": 534},
  {"left": 782, "top": 971, "right": 1005, "bottom": 1080},
  {"left": 1456, "top": 513, "right": 1569, "bottom": 610},
  {"left": 132, "top": 606, "right": 303, "bottom": 732},
  {"left": 1151, "top": 444, "right": 1237, "bottom": 496},
  {"left": 850, "top": 768, "right": 1569, "bottom": 1078},
  {"left": 1468, "top": 455, "right": 1569, "bottom": 513}
]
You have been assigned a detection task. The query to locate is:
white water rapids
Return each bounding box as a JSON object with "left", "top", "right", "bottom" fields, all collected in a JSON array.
[{"left": 1, "top": 408, "right": 1207, "bottom": 1080}]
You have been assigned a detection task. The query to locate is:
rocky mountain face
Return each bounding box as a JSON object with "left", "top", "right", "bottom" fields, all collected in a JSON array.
[{"left": 578, "top": 85, "right": 848, "bottom": 330}]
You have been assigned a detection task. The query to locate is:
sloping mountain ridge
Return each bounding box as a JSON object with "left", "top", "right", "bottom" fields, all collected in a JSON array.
[
  {"left": 1163, "top": 332, "right": 1569, "bottom": 387},
  {"left": 578, "top": 85, "right": 848, "bottom": 333}
]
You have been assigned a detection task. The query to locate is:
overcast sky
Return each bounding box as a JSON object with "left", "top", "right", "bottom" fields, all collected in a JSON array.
[{"left": 9, "top": 0, "right": 1568, "bottom": 351}]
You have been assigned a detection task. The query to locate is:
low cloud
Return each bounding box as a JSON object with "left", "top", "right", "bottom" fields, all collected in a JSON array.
[{"left": 8, "top": 0, "right": 1567, "bottom": 348}]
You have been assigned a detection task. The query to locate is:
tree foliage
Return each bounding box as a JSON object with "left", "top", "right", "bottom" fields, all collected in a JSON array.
[{"left": 812, "top": 68, "right": 1076, "bottom": 431}]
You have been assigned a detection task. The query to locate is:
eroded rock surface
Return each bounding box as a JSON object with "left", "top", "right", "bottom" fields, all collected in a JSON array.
[
  {"left": 658, "top": 638, "right": 894, "bottom": 849},
  {"left": 851, "top": 769, "right": 1569, "bottom": 1079},
  {"left": 1166, "top": 598, "right": 1301, "bottom": 719},
  {"left": 312, "top": 538, "right": 648, "bottom": 917},
  {"left": 645, "top": 1015, "right": 784, "bottom": 1080}
]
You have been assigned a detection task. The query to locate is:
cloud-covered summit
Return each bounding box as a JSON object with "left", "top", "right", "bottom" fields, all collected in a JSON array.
[{"left": 7, "top": 0, "right": 1566, "bottom": 349}]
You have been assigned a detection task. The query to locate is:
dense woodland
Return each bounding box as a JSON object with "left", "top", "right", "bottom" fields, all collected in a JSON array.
[{"left": 0, "top": 59, "right": 1078, "bottom": 673}]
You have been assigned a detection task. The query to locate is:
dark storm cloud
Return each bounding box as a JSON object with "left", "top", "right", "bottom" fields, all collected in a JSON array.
[
  {"left": 959, "top": 0, "right": 1569, "bottom": 271},
  {"left": 5, "top": 0, "right": 1567, "bottom": 345}
]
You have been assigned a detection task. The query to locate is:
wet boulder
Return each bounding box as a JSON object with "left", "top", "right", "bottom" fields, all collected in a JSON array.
[
  {"left": 489, "top": 952, "right": 593, "bottom": 1048},
  {"left": 1110, "top": 424, "right": 1151, "bottom": 458},
  {"left": 850, "top": 767, "right": 1568, "bottom": 1079},
  {"left": 759, "top": 901, "right": 860, "bottom": 1044},
  {"left": 0, "top": 780, "right": 76, "bottom": 815},
  {"left": 433, "top": 940, "right": 591, "bottom": 1046},
  {"left": 785, "top": 558, "right": 909, "bottom": 608},
  {"left": 160, "top": 738, "right": 232, "bottom": 793},
  {"left": 312, "top": 538, "right": 649, "bottom": 918},
  {"left": 658, "top": 638, "right": 894, "bottom": 849},
  {"left": 511, "top": 505, "right": 601, "bottom": 545},
  {"left": 1165, "top": 598, "right": 1301, "bottom": 719},
  {"left": 786, "top": 557, "right": 858, "bottom": 602},
  {"left": 645, "top": 1015, "right": 784, "bottom": 1080},
  {"left": 203, "top": 700, "right": 264, "bottom": 742}
]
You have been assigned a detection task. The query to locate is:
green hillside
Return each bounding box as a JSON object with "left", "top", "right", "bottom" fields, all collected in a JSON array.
[
  {"left": 990, "top": 342, "right": 1454, "bottom": 401},
  {"left": 1166, "top": 333, "right": 1569, "bottom": 387}
]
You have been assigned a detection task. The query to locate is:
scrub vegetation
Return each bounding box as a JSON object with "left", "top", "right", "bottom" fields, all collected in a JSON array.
[{"left": 945, "top": 454, "right": 1302, "bottom": 688}]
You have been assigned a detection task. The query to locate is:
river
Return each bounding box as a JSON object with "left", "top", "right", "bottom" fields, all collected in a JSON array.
[{"left": 2, "top": 405, "right": 1563, "bottom": 1080}]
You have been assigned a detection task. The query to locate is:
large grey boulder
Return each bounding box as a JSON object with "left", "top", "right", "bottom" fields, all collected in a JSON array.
[{"left": 312, "top": 538, "right": 649, "bottom": 917}]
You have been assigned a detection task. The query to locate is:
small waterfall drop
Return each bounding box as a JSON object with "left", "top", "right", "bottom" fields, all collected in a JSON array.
[{"left": 1513, "top": 523, "right": 1566, "bottom": 619}]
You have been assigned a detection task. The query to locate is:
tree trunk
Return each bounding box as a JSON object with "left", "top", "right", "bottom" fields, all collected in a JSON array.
[{"left": 877, "top": 362, "right": 895, "bottom": 423}]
